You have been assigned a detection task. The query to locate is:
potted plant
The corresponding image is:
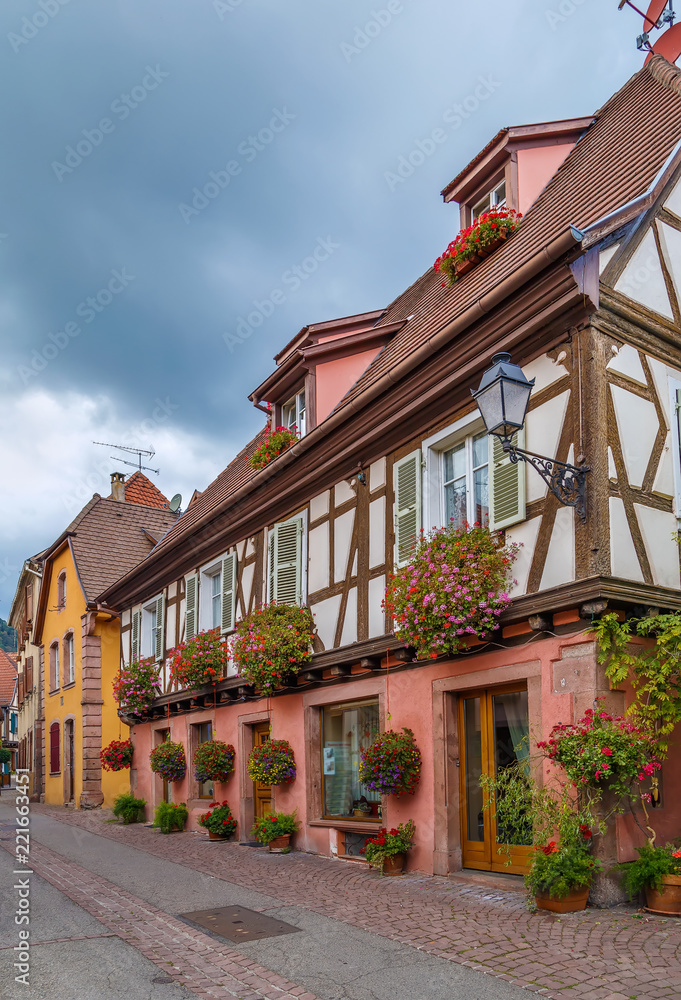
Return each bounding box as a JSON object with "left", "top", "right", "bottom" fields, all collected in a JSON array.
[
  {"left": 198, "top": 800, "right": 238, "bottom": 841},
  {"left": 101, "top": 738, "right": 134, "bottom": 772},
  {"left": 231, "top": 602, "right": 315, "bottom": 695},
  {"left": 149, "top": 739, "right": 187, "bottom": 782},
  {"left": 249, "top": 426, "right": 299, "bottom": 470},
  {"left": 527, "top": 829, "right": 601, "bottom": 912},
  {"left": 361, "top": 820, "right": 416, "bottom": 875},
  {"left": 247, "top": 739, "right": 296, "bottom": 785},
  {"left": 112, "top": 792, "right": 146, "bottom": 824},
  {"left": 250, "top": 811, "right": 300, "bottom": 852},
  {"left": 113, "top": 657, "right": 161, "bottom": 719},
  {"left": 434, "top": 207, "right": 522, "bottom": 286},
  {"left": 153, "top": 801, "right": 188, "bottom": 834},
  {"left": 383, "top": 521, "right": 519, "bottom": 660},
  {"left": 194, "top": 740, "right": 236, "bottom": 783},
  {"left": 359, "top": 728, "right": 422, "bottom": 796},
  {"left": 169, "top": 628, "right": 230, "bottom": 691},
  {"left": 619, "top": 842, "right": 681, "bottom": 915}
]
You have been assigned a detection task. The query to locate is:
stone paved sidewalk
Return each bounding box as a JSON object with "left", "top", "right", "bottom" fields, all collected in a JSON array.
[{"left": 32, "top": 804, "right": 681, "bottom": 999}]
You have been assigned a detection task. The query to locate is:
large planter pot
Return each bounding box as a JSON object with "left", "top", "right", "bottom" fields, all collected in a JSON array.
[
  {"left": 269, "top": 834, "right": 291, "bottom": 853},
  {"left": 645, "top": 875, "right": 681, "bottom": 916},
  {"left": 208, "top": 830, "right": 230, "bottom": 841},
  {"left": 382, "top": 853, "right": 405, "bottom": 876},
  {"left": 535, "top": 886, "right": 590, "bottom": 913}
]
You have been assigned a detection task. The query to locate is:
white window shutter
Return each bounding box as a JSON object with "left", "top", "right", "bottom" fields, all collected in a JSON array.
[
  {"left": 268, "top": 531, "right": 276, "bottom": 603},
  {"left": 271, "top": 519, "right": 303, "bottom": 605},
  {"left": 393, "top": 450, "right": 421, "bottom": 567},
  {"left": 489, "top": 429, "right": 526, "bottom": 530},
  {"left": 155, "top": 594, "right": 165, "bottom": 662},
  {"left": 185, "top": 574, "right": 198, "bottom": 641},
  {"left": 221, "top": 553, "right": 237, "bottom": 633},
  {"left": 131, "top": 610, "right": 141, "bottom": 662}
]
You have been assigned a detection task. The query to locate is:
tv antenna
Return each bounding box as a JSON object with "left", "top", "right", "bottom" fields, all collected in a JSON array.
[
  {"left": 92, "top": 441, "right": 160, "bottom": 476},
  {"left": 618, "top": 1, "right": 677, "bottom": 54}
]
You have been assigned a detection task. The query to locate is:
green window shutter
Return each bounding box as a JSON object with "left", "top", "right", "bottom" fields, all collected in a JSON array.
[
  {"left": 185, "top": 574, "right": 198, "bottom": 641},
  {"left": 393, "top": 450, "right": 421, "bottom": 567},
  {"left": 489, "top": 429, "right": 526, "bottom": 530},
  {"left": 270, "top": 518, "right": 303, "bottom": 605},
  {"left": 131, "top": 610, "right": 141, "bottom": 662},
  {"left": 221, "top": 553, "right": 237, "bottom": 632},
  {"left": 155, "top": 594, "right": 165, "bottom": 662},
  {"left": 268, "top": 531, "right": 276, "bottom": 603}
]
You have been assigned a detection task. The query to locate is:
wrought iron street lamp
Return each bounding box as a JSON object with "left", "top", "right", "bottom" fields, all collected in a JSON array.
[{"left": 472, "top": 352, "right": 589, "bottom": 522}]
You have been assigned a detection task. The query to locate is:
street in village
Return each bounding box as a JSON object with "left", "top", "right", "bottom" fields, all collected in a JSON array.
[{"left": 1, "top": 788, "right": 679, "bottom": 1000}]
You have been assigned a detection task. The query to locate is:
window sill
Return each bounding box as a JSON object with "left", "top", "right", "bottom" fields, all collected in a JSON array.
[
  {"left": 308, "top": 818, "right": 383, "bottom": 833},
  {"left": 62, "top": 682, "right": 76, "bottom": 691},
  {"left": 49, "top": 771, "right": 61, "bottom": 776},
  {"left": 49, "top": 689, "right": 60, "bottom": 696}
]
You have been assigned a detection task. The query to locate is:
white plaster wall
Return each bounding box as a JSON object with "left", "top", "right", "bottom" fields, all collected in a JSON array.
[
  {"left": 334, "top": 509, "right": 354, "bottom": 583},
  {"left": 606, "top": 344, "right": 646, "bottom": 386},
  {"left": 340, "top": 587, "right": 358, "bottom": 647},
  {"left": 506, "top": 516, "right": 541, "bottom": 597},
  {"left": 634, "top": 503, "right": 681, "bottom": 589},
  {"left": 167, "top": 582, "right": 177, "bottom": 600},
  {"left": 609, "top": 497, "right": 643, "bottom": 582},
  {"left": 334, "top": 481, "right": 355, "bottom": 506},
  {"left": 308, "top": 522, "right": 330, "bottom": 594},
  {"left": 368, "top": 576, "right": 386, "bottom": 638},
  {"left": 178, "top": 596, "right": 186, "bottom": 643},
  {"left": 121, "top": 609, "right": 130, "bottom": 628},
  {"left": 310, "top": 594, "right": 341, "bottom": 650},
  {"left": 523, "top": 353, "right": 569, "bottom": 393},
  {"left": 647, "top": 356, "right": 674, "bottom": 426},
  {"left": 608, "top": 446, "right": 617, "bottom": 480},
  {"left": 665, "top": 176, "right": 681, "bottom": 219},
  {"left": 659, "top": 221, "right": 681, "bottom": 305},
  {"left": 245, "top": 537, "right": 256, "bottom": 559},
  {"left": 599, "top": 244, "right": 619, "bottom": 274},
  {"left": 370, "top": 457, "right": 386, "bottom": 491},
  {"left": 610, "top": 385, "right": 659, "bottom": 488},
  {"left": 615, "top": 228, "right": 673, "bottom": 320},
  {"left": 236, "top": 540, "right": 246, "bottom": 560},
  {"left": 652, "top": 433, "right": 675, "bottom": 499},
  {"left": 539, "top": 507, "right": 575, "bottom": 591},
  {"left": 369, "top": 496, "right": 386, "bottom": 569},
  {"left": 241, "top": 562, "right": 255, "bottom": 611},
  {"left": 525, "top": 390, "right": 570, "bottom": 502},
  {"left": 310, "top": 490, "right": 329, "bottom": 521},
  {"left": 165, "top": 602, "right": 176, "bottom": 652}
]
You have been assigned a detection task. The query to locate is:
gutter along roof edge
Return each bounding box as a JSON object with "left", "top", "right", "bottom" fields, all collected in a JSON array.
[{"left": 100, "top": 225, "right": 583, "bottom": 610}]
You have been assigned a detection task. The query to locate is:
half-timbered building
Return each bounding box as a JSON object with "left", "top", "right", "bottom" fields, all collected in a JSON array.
[{"left": 101, "top": 56, "right": 681, "bottom": 894}]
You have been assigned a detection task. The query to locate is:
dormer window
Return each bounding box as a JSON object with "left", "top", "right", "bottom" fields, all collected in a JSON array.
[
  {"left": 282, "top": 388, "right": 306, "bottom": 438},
  {"left": 472, "top": 180, "right": 506, "bottom": 222}
]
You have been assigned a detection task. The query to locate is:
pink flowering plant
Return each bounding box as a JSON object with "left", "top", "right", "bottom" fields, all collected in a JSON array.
[
  {"left": 113, "top": 657, "right": 161, "bottom": 718},
  {"left": 169, "top": 628, "right": 230, "bottom": 691},
  {"left": 383, "top": 522, "right": 519, "bottom": 660},
  {"left": 249, "top": 426, "right": 299, "bottom": 470},
  {"left": 231, "top": 603, "right": 314, "bottom": 695},
  {"left": 434, "top": 206, "right": 521, "bottom": 286},
  {"left": 536, "top": 700, "right": 661, "bottom": 800}
]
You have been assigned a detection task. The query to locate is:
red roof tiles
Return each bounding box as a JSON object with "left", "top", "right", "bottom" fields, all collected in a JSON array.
[
  {"left": 0, "top": 650, "right": 17, "bottom": 706},
  {"left": 107, "top": 471, "right": 170, "bottom": 509}
]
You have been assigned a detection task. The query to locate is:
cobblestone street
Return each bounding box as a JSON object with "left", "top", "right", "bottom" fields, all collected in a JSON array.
[{"left": 1, "top": 795, "right": 678, "bottom": 1000}]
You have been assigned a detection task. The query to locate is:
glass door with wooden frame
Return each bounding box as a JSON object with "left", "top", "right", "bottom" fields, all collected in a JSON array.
[
  {"left": 253, "top": 722, "right": 272, "bottom": 820},
  {"left": 459, "top": 686, "right": 531, "bottom": 874}
]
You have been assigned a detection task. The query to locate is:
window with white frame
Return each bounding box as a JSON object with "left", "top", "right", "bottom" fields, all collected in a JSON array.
[
  {"left": 142, "top": 595, "right": 165, "bottom": 661},
  {"left": 472, "top": 179, "right": 506, "bottom": 221},
  {"left": 63, "top": 632, "right": 75, "bottom": 685},
  {"left": 442, "top": 431, "right": 489, "bottom": 528},
  {"left": 189, "top": 552, "right": 237, "bottom": 640},
  {"left": 282, "top": 388, "right": 306, "bottom": 438}
]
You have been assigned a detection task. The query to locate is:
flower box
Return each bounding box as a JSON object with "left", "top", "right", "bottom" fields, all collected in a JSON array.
[{"left": 435, "top": 208, "right": 520, "bottom": 286}]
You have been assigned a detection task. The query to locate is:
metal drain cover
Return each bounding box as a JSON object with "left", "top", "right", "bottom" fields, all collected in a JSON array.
[{"left": 179, "top": 905, "right": 300, "bottom": 943}]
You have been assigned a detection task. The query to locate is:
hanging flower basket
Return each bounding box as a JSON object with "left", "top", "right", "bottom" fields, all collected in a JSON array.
[
  {"left": 113, "top": 657, "right": 161, "bottom": 719},
  {"left": 383, "top": 521, "right": 519, "bottom": 660},
  {"left": 169, "top": 628, "right": 230, "bottom": 691},
  {"left": 247, "top": 739, "right": 296, "bottom": 785},
  {"left": 435, "top": 207, "right": 521, "bottom": 286},
  {"left": 359, "top": 728, "right": 422, "bottom": 796},
  {"left": 149, "top": 739, "right": 187, "bottom": 782},
  {"left": 193, "top": 740, "right": 236, "bottom": 783},
  {"left": 249, "top": 426, "right": 299, "bottom": 470},
  {"left": 231, "top": 602, "right": 314, "bottom": 695},
  {"left": 100, "top": 738, "right": 134, "bottom": 772}
]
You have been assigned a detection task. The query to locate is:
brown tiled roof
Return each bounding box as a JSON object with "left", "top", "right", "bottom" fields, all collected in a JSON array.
[
  {"left": 67, "top": 497, "right": 179, "bottom": 601},
  {"left": 148, "top": 428, "right": 268, "bottom": 557},
  {"left": 121, "top": 472, "right": 170, "bottom": 509},
  {"left": 0, "top": 650, "right": 17, "bottom": 706},
  {"left": 339, "top": 55, "right": 681, "bottom": 407}
]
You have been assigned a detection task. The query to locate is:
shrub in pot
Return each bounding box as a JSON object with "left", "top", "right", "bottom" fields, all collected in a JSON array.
[
  {"left": 619, "top": 842, "right": 681, "bottom": 915},
  {"left": 198, "top": 800, "right": 237, "bottom": 840},
  {"left": 361, "top": 820, "right": 415, "bottom": 875},
  {"left": 112, "top": 792, "right": 146, "bottom": 824},
  {"left": 153, "top": 801, "right": 188, "bottom": 834},
  {"left": 250, "top": 811, "right": 299, "bottom": 851}
]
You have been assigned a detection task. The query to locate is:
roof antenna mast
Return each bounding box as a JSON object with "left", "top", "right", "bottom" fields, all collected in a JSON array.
[
  {"left": 92, "top": 441, "right": 160, "bottom": 476},
  {"left": 618, "top": 0, "right": 678, "bottom": 56}
]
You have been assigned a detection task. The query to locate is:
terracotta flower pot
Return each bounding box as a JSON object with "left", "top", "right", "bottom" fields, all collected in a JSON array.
[
  {"left": 269, "top": 834, "right": 291, "bottom": 853},
  {"left": 535, "top": 886, "right": 590, "bottom": 913},
  {"left": 382, "top": 853, "right": 405, "bottom": 876},
  {"left": 208, "top": 830, "right": 230, "bottom": 841},
  {"left": 645, "top": 874, "right": 681, "bottom": 916}
]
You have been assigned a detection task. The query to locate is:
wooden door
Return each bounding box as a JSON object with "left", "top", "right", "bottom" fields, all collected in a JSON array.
[
  {"left": 459, "top": 686, "right": 531, "bottom": 874},
  {"left": 156, "top": 729, "right": 170, "bottom": 803},
  {"left": 253, "top": 723, "right": 271, "bottom": 819}
]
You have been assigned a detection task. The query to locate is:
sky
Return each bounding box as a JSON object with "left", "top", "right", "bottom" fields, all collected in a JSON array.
[{"left": 0, "top": 0, "right": 647, "bottom": 617}]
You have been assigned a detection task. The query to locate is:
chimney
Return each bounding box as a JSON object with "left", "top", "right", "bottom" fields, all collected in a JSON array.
[{"left": 111, "top": 472, "right": 126, "bottom": 502}]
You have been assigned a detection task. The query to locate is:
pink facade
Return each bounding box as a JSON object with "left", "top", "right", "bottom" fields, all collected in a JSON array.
[
  {"left": 516, "top": 144, "right": 576, "bottom": 216},
  {"left": 315, "top": 349, "right": 383, "bottom": 424}
]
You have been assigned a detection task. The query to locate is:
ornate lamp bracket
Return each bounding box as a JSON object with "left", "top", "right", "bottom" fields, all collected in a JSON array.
[{"left": 504, "top": 443, "right": 590, "bottom": 523}]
